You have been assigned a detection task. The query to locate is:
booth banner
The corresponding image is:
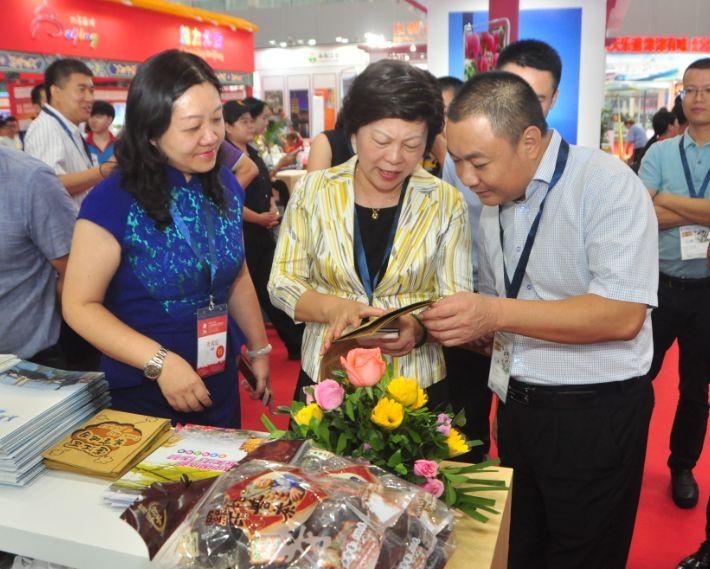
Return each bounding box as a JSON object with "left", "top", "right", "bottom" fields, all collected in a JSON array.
[
  {"left": 0, "top": 51, "right": 46, "bottom": 74},
  {"left": 449, "top": 8, "right": 581, "bottom": 145},
  {"left": 216, "top": 71, "right": 253, "bottom": 87},
  {"left": 0, "top": 0, "right": 254, "bottom": 72}
]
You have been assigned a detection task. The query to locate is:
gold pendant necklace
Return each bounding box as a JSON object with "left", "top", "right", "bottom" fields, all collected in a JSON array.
[{"left": 371, "top": 208, "right": 380, "bottom": 220}]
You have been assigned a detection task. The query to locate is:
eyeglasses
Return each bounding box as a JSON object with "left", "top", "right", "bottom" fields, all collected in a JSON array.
[{"left": 680, "top": 86, "right": 710, "bottom": 99}]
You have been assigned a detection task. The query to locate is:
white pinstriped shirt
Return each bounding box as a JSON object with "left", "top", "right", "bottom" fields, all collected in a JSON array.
[
  {"left": 24, "top": 105, "right": 96, "bottom": 212},
  {"left": 478, "top": 130, "right": 659, "bottom": 385}
]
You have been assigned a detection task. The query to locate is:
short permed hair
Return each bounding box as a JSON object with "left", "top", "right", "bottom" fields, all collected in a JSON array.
[
  {"left": 90, "top": 100, "right": 115, "bottom": 119},
  {"left": 448, "top": 71, "right": 548, "bottom": 145},
  {"left": 496, "top": 39, "right": 562, "bottom": 91},
  {"left": 340, "top": 60, "right": 444, "bottom": 152},
  {"left": 44, "top": 58, "right": 93, "bottom": 104}
]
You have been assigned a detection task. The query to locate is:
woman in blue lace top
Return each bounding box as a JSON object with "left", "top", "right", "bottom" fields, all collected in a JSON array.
[{"left": 62, "top": 50, "right": 272, "bottom": 427}]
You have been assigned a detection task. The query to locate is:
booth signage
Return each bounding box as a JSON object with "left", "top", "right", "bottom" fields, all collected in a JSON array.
[
  {"left": 606, "top": 36, "right": 710, "bottom": 53},
  {"left": 1, "top": 0, "right": 253, "bottom": 72}
]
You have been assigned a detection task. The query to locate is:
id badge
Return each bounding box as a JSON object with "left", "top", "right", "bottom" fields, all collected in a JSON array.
[
  {"left": 488, "top": 332, "right": 513, "bottom": 402},
  {"left": 679, "top": 225, "right": 710, "bottom": 261},
  {"left": 196, "top": 303, "right": 228, "bottom": 377}
]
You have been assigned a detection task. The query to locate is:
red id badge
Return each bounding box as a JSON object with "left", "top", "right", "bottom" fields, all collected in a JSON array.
[{"left": 196, "top": 303, "right": 228, "bottom": 377}]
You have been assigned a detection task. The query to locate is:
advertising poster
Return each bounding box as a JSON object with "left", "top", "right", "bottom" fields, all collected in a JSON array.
[
  {"left": 264, "top": 89, "right": 284, "bottom": 114},
  {"left": 314, "top": 88, "right": 336, "bottom": 131},
  {"left": 449, "top": 8, "right": 582, "bottom": 144},
  {"left": 289, "top": 89, "right": 310, "bottom": 138}
]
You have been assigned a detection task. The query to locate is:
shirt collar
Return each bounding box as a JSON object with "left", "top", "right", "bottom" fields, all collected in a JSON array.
[
  {"left": 43, "top": 104, "right": 80, "bottom": 135},
  {"left": 531, "top": 129, "right": 562, "bottom": 186},
  {"left": 684, "top": 130, "right": 708, "bottom": 149}
]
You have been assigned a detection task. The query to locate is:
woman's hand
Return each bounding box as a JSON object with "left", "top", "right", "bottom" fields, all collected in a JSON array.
[
  {"left": 359, "top": 315, "right": 424, "bottom": 357},
  {"left": 156, "top": 352, "right": 212, "bottom": 413},
  {"left": 241, "top": 356, "right": 275, "bottom": 412},
  {"left": 256, "top": 211, "right": 280, "bottom": 228},
  {"left": 322, "top": 298, "right": 385, "bottom": 353}
]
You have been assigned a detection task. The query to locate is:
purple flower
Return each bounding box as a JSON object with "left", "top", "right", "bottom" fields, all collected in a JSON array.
[
  {"left": 437, "top": 423, "right": 451, "bottom": 436},
  {"left": 437, "top": 413, "right": 452, "bottom": 425}
]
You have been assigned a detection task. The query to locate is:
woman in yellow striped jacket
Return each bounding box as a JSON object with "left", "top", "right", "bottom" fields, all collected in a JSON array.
[{"left": 268, "top": 60, "right": 473, "bottom": 406}]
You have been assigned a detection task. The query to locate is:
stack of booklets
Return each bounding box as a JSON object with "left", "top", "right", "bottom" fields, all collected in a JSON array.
[
  {"left": 0, "top": 354, "right": 110, "bottom": 486},
  {"left": 104, "top": 423, "right": 270, "bottom": 508},
  {"left": 43, "top": 408, "right": 172, "bottom": 480}
]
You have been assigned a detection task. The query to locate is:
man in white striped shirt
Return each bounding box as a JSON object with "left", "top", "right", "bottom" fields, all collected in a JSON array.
[
  {"left": 24, "top": 58, "right": 114, "bottom": 212},
  {"left": 424, "top": 72, "right": 658, "bottom": 568}
]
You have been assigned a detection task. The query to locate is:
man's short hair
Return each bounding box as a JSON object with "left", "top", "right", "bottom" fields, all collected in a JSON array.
[
  {"left": 243, "top": 96, "right": 267, "bottom": 119},
  {"left": 44, "top": 58, "right": 93, "bottom": 104},
  {"left": 496, "top": 39, "right": 562, "bottom": 91},
  {"left": 448, "top": 71, "right": 548, "bottom": 145},
  {"left": 437, "top": 76, "right": 464, "bottom": 96},
  {"left": 90, "top": 100, "right": 115, "bottom": 119},
  {"left": 685, "top": 57, "right": 710, "bottom": 76},
  {"left": 30, "top": 84, "right": 46, "bottom": 106}
]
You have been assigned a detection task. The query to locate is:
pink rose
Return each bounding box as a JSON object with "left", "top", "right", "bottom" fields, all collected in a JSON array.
[
  {"left": 413, "top": 459, "right": 439, "bottom": 478},
  {"left": 340, "top": 348, "right": 386, "bottom": 388},
  {"left": 421, "top": 478, "right": 445, "bottom": 498},
  {"left": 313, "top": 379, "right": 345, "bottom": 411},
  {"left": 465, "top": 32, "right": 480, "bottom": 60}
]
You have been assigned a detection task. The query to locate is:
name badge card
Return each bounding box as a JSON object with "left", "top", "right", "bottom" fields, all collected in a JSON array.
[
  {"left": 196, "top": 304, "right": 228, "bottom": 377},
  {"left": 488, "top": 332, "right": 513, "bottom": 402},
  {"left": 679, "top": 225, "right": 710, "bottom": 261}
]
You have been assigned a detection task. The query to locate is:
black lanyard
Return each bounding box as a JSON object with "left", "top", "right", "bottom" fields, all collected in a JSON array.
[
  {"left": 353, "top": 178, "right": 409, "bottom": 304},
  {"left": 499, "top": 139, "right": 569, "bottom": 299},
  {"left": 41, "top": 106, "right": 93, "bottom": 168},
  {"left": 170, "top": 196, "right": 219, "bottom": 308},
  {"left": 679, "top": 135, "right": 710, "bottom": 199}
]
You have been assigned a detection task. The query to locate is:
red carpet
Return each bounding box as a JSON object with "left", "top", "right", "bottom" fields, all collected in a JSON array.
[{"left": 242, "top": 333, "right": 709, "bottom": 567}]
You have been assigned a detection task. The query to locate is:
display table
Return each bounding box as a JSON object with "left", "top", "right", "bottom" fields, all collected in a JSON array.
[
  {"left": 0, "top": 466, "right": 512, "bottom": 568},
  {"left": 274, "top": 169, "right": 307, "bottom": 194}
]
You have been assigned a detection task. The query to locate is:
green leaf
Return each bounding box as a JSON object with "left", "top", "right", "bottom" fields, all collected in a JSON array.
[
  {"left": 456, "top": 505, "right": 490, "bottom": 523},
  {"left": 316, "top": 420, "right": 330, "bottom": 445},
  {"left": 336, "top": 433, "right": 349, "bottom": 455},
  {"left": 260, "top": 414, "right": 279, "bottom": 434},
  {"left": 387, "top": 449, "right": 403, "bottom": 468},
  {"left": 443, "top": 479, "right": 457, "bottom": 506},
  {"left": 275, "top": 405, "right": 293, "bottom": 415},
  {"left": 345, "top": 399, "right": 356, "bottom": 422},
  {"left": 394, "top": 463, "right": 407, "bottom": 476},
  {"left": 451, "top": 408, "right": 467, "bottom": 427}
]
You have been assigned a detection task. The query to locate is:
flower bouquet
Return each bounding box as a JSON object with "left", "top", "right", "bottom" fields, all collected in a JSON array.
[{"left": 262, "top": 348, "right": 506, "bottom": 522}]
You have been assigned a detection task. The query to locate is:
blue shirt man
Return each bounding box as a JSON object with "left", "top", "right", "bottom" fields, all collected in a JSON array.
[
  {"left": 0, "top": 147, "right": 76, "bottom": 362},
  {"left": 637, "top": 56, "right": 710, "bottom": 511}
]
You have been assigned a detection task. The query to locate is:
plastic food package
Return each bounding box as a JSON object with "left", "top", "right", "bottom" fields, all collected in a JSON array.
[{"left": 154, "top": 449, "right": 455, "bottom": 569}]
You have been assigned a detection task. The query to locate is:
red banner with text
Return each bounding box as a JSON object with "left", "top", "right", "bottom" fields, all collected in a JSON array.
[{"left": 0, "top": 0, "right": 253, "bottom": 72}]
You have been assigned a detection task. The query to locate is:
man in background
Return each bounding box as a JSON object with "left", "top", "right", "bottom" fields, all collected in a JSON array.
[
  {"left": 625, "top": 116, "right": 649, "bottom": 171},
  {"left": 0, "top": 146, "right": 76, "bottom": 368},
  {"left": 24, "top": 58, "right": 113, "bottom": 212},
  {"left": 639, "top": 57, "right": 710, "bottom": 511}
]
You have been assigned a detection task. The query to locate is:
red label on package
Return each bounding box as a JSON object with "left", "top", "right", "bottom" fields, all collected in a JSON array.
[{"left": 196, "top": 304, "right": 228, "bottom": 377}]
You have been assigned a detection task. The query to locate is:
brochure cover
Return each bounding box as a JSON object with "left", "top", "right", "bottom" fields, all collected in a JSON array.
[
  {"left": 43, "top": 409, "right": 171, "bottom": 478},
  {"left": 105, "top": 424, "right": 269, "bottom": 507},
  {"left": 0, "top": 358, "right": 106, "bottom": 445}
]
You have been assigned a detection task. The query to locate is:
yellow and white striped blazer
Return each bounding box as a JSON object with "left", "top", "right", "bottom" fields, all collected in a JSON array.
[{"left": 268, "top": 156, "right": 473, "bottom": 387}]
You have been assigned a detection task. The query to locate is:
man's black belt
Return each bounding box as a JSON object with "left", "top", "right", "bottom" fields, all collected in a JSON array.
[
  {"left": 659, "top": 272, "right": 710, "bottom": 290},
  {"left": 507, "top": 376, "right": 647, "bottom": 408}
]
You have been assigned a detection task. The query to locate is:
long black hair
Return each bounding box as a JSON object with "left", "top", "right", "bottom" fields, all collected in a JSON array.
[{"left": 114, "top": 50, "right": 225, "bottom": 230}]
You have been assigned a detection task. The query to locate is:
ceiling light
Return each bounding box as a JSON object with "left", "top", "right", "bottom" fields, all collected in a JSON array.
[
  {"left": 297, "top": 39, "right": 304, "bottom": 44},
  {"left": 269, "top": 40, "right": 276, "bottom": 45},
  {"left": 335, "top": 36, "right": 342, "bottom": 43},
  {"left": 341, "top": 37, "right": 349, "bottom": 43},
  {"left": 279, "top": 41, "right": 288, "bottom": 48},
  {"left": 410, "top": 44, "right": 416, "bottom": 52},
  {"left": 308, "top": 38, "right": 316, "bottom": 46}
]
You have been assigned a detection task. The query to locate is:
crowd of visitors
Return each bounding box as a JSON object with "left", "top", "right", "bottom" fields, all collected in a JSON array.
[{"left": 0, "top": 39, "right": 708, "bottom": 568}]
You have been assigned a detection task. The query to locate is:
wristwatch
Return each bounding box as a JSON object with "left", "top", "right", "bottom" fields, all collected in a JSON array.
[{"left": 143, "top": 346, "right": 169, "bottom": 380}]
